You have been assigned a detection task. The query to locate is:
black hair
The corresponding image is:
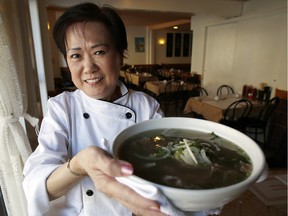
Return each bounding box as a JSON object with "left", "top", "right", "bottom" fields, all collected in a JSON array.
[{"left": 53, "top": 3, "right": 127, "bottom": 58}]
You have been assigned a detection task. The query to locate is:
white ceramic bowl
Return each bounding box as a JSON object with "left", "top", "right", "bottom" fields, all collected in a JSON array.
[{"left": 112, "top": 117, "right": 266, "bottom": 211}]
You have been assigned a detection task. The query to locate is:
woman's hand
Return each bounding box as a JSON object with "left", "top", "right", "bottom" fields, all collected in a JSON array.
[{"left": 74, "top": 146, "right": 167, "bottom": 216}]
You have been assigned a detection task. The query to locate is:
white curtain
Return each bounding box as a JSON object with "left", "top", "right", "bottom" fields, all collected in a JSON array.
[{"left": 0, "top": 0, "right": 38, "bottom": 215}]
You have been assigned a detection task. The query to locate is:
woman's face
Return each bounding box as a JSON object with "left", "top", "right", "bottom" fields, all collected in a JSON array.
[{"left": 65, "top": 22, "right": 122, "bottom": 100}]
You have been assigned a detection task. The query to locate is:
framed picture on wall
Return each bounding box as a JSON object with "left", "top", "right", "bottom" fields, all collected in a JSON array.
[{"left": 135, "top": 37, "right": 145, "bottom": 52}]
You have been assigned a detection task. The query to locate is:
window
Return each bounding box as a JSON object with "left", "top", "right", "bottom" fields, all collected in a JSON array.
[{"left": 166, "top": 32, "right": 192, "bottom": 57}]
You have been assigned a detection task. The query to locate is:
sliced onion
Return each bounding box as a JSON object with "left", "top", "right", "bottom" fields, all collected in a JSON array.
[
  {"left": 200, "top": 149, "right": 212, "bottom": 164},
  {"left": 196, "top": 138, "right": 221, "bottom": 151}
]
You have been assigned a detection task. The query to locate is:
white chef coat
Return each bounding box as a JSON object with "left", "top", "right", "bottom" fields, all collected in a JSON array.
[{"left": 23, "top": 81, "right": 164, "bottom": 216}]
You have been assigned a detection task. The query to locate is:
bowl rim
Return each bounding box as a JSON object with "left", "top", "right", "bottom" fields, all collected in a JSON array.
[{"left": 112, "top": 117, "right": 266, "bottom": 192}]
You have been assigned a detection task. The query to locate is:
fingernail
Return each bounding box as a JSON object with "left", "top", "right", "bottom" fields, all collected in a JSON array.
[
  {"left": 149, "top": 206, "right": 160, "bottom": 212},
  {"left": 121, "top": 164, "right": 133, "bottom": 175}
]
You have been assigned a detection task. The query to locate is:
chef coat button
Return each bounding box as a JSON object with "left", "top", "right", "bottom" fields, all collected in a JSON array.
[
  {"left": 86, "top": 190, "right": 94, "bottom": 196},
  {"left": 83, "top": 113, "right": 90, "bottom": 119},
  {"left": 125, "top": 112, "right": 132, "bottom": 119}
]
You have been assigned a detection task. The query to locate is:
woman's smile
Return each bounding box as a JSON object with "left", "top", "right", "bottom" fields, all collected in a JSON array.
[{"left": 84, "top": 77, "right": 104, "bottom": 85}]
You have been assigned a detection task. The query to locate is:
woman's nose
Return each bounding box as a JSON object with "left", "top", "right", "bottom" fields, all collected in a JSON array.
[{"left": 83, "top": 56, "right": 99, "bottom": 74}]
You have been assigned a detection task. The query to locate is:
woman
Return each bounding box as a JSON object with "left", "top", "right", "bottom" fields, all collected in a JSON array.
[{"left": 23, "top": 3, "right": 166, "bottom": 216}]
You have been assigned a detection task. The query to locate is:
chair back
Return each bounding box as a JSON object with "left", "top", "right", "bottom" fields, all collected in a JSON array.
[
  {"left": 178, "top": 83, "right": 191, "bottom": 100},
  {"left": 164, "top": 81, "right": 181, "bottom": 98},
  {"left": 223, "top": 99, "right": 253, "bottom": 121},
  {"left": 217, "top": 85, "right": 234, "bottom": 96},
  {"left": 194, "top": 86, "right": 208, "bottom": 96},
  {"left": 257, "top": 96, "right": 280, "bottom": 122},
  {"left": 158, "top": 81, "right": 181, "bottom": 115}
]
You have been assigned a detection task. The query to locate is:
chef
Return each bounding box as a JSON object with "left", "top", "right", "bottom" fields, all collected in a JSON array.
[{"left": 23, "top": 3, "right": 165, "bottom": 216}]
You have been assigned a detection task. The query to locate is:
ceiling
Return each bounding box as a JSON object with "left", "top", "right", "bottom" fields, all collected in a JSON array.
[
  {"left": 46, "top": 0, "right": 249, "bottom": 31},
  {"left": 116, "top": 9, "right": 192, "bottom": 31},
  {"left": 115, "top": 0, "right": 249, "bottom": 30}
]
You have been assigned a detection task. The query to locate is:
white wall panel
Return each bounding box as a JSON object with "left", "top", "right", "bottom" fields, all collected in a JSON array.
[{"left": 203, "top": 22, "right": 237, "bottom": 95}]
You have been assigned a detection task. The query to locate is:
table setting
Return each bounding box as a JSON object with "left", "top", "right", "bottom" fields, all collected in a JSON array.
[{"left": 183, "top": 94, "right": 264, "bottom": 123}]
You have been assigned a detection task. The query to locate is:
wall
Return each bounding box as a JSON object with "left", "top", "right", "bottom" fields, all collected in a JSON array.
[
  {"left": 35, "top": 0, "right": 55, "bottom": 92},
  {"left": 191, "top": 0, "right": 287, "bottom": 96},
  {"left": 202, "top": 22, "right": 237, "bottom": 93},
  {"left": 124, "top": 26, "right": 147, "bottom": 65},
  {"left": 124, "top": 27, "right": 193, "bottom": 66},
  {"left": 47, "top": 9, "right": 62, "bottom": 78},
  {"left": 153, "top": 29, "right": 192, "bottom": 65}
]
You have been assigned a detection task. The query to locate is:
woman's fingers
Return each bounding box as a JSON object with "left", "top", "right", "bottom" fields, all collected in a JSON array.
[
  {"left": 77, "top": 147, "right": 167, "bottom": 215},
  {"left": 77, "top": 146, "right": 133, "bottom": 177},
  {"left": 89, "top": 169, "right": 166, "bottom": 216}
]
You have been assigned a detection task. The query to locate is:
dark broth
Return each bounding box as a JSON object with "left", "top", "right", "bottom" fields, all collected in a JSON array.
[{"left": 117, "top": 129, "right": 252, "bottom": 189}]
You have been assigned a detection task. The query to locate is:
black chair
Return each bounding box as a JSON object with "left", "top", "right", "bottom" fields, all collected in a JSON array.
[
  {"left": 244, "top": 96, "right": 280, "bottom": 146},
  {"left": 194, "top": 86, "right": 208, "bottom": 96},
  {"left": 185, "top": 86, "right": 208, "bottom": 119},
  {"left": 220, "top": 99, "right": 253, "bottom": 131},
  {"left": 217, "top": 85, "right": 234, "bottom": 96},
  {"left": 177, "top": 83, "right": 193, "bottom": 110},
  {"left": 158, "top": 81, "right": 181, "bottom": 116}
]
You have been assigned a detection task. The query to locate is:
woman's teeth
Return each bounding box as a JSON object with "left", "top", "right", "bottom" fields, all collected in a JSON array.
[{"left": 86, "top": 77, "right": 103, "bottom": 83}]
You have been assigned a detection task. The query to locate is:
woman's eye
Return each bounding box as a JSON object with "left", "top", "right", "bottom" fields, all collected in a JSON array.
[
  {"left": 70, "top": 54, "right": 80, "bottom": 59},
  {"left": 94, "top": 50, "right": 106, "bottom": 55}
]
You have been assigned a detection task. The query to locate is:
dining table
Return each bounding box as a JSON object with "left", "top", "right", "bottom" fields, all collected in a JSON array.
[
  {"left": 119, "top": 70, "right": 126, "bottom": 80},
  {"left": 129, "top": 72, "right": 157, "bottom": 86},
  {"left": 120, "top": 70, "right": 158, "bottom": 88},
  {"left": 183, "top": 94, "right": 265, "bottom": 123},
  {"left": 144, "top": 80, "right": 195, "bottom": 96}
]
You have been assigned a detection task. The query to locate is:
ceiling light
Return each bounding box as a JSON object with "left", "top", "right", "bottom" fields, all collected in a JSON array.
[{"left": 173, "top": 26, "right": 178, "bottom": 29}]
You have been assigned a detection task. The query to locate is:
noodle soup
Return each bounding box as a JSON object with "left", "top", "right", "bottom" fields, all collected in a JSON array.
[{"left": 116, "top": 129, "right": 252, "bottom": 189}]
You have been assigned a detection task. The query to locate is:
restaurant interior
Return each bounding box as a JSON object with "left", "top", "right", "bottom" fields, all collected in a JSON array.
[
  {"left": 0, "top": 0, "right": 287, "bottom": 215},
  {"left": 41, "top": 0, "right": 287, "bottom": 168}
]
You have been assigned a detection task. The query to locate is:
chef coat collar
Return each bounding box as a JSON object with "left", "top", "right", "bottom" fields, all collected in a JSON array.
[{"left": 77, "top": 80, "right": 129, "bottom": 103}]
